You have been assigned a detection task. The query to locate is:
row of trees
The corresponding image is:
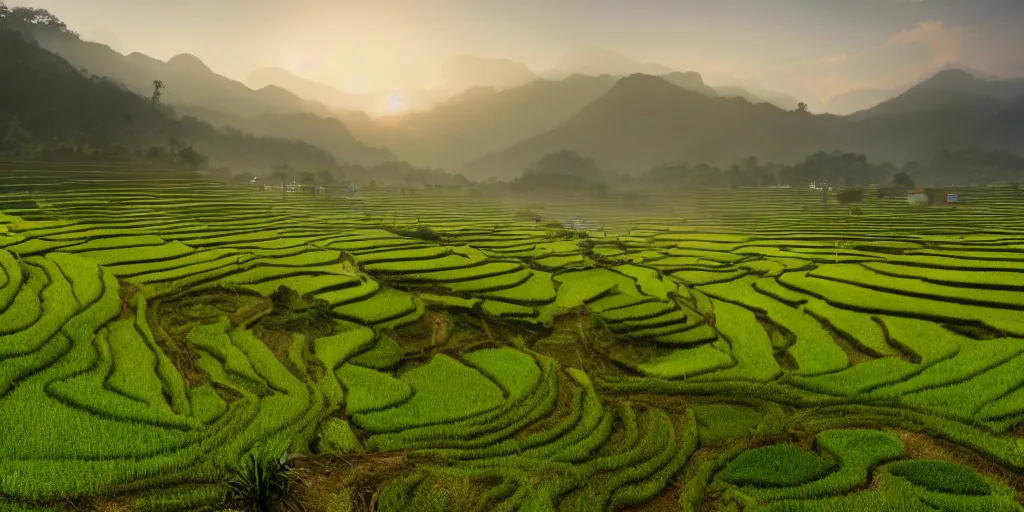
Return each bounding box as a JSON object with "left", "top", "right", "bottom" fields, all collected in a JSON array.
[
  {"left": 509, "top": 147, "right": 1024, "bottom": 196},
  {"left": 639, "top": 151, "right": 899, "bottom": 190},
  {"left": 224, "top": 160, "right": 472, "bottom": 199},
  {"left": 505, "top": 150, "right": 900, "bottom": 195}
]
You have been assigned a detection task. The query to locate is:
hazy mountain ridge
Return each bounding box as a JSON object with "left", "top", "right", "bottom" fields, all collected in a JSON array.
[
  {"left": 246, "top": 66, "right": 456, "bottom": 117},
  {"left": 31, "top": 33, "right": 335, "bottom": 119},
  {"left": 467, "top": 71, "right": 1024, "bottom": 179},
  {"left": 543, "top": 46, "right": 675, "bottom": 79},
  {"left": 823, "top": 87, "right": 907, "bottom": 116},
  {"left": 712, "top": 84, "right": 812, "bottom": 112},
  {"left": 467, "top": 74, "right": 846, "bottom": 178},
  {"left": 179, "top": 107, "right": 397, "bottom": 166},
  {"left": 339, "top": 74, "right": 621, "bottom": 170},
  {"left": 4, "top": 6, "right": 1023, "bottom": 183},
  {"left": 247, "top": 55, "right": 536, "bottom": 117},
  {"left": 0, "top": 28, "right": 338, "bottom": 171},
  {"left": 6, "top": 19, "right": 395, "bottom": 165},
  {"left": 853, "top": 69, "right": 1024, "bottom": 120},
  {"left": 441, "top": 55, "right": 537, "bottom": 91}
]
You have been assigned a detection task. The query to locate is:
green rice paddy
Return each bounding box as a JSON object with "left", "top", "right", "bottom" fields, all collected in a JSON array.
[{"left": 0, "top": 164, "right": 1022, "bottom": 511}]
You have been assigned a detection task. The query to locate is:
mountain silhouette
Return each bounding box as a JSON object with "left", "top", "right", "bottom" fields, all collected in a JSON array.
[
  {"left": 468, "top": 72, "right": 1024, "bottom": 179},
  {"left": 30, "top": 30, "right": 333, "bottom": 118},
  {"left": 660, "top": 72, "right": 718, "bottom": 97},
  {"left": 713, "top": 84, "right": 808, "bottom": 111},
  {"left": 441, "top": 55, "right": 536, "bottom": 91},
  {"left": 853, "top": 69, "right": 1024, "bottom": 120},
  {"left": 247, "top": 66, "right": 454, "bottom": 116},
  {"left": 0, "top": 28, "right": 337, "bottom": 171},
  {"left": 10, "top": 23, "right": 394, "bottom": 164},
  {"left": 824, "top": 87, "right": 907, "bottom": 116},
  {"left": 544, "top": 47, "right": 675, "bottom": 79},
  {"left": 467, "top": 74, "right": 844, "bottom": 178},
  {"left": 341, "top": 74, "right": 620, "bottom": 170}
]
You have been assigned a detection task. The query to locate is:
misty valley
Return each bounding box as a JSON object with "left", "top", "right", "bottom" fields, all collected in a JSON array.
[{"left": 1, "top": 2, "right": 1024, "bottom": 512}]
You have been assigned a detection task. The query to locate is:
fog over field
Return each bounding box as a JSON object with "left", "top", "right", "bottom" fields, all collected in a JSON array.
[{"left": 2, "top": 1, "right": 1024, "bottom": 511}]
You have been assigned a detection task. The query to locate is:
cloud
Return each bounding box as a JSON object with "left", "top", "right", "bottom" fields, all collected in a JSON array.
[
  {"left": 818, "top": 53, "right": 850, "bottom": 64},
  {"left": 885, "top": 20, "right": 967, "bottom": 68},
  {"left": 722, "top": 19, "right": 972, "bottom": 109}
]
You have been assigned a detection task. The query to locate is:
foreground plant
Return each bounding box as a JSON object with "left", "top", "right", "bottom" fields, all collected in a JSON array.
[{"left": 226, "top": 448, "right": 306, "bottom": 512}]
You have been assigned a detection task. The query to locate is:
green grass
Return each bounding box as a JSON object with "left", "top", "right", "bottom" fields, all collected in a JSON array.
[
  {"left": 337, "top": 363, "right": 413, "bottom": 414},
  {"left": 637, "top": 345, "right": 735, "bottom": 379},
  {"left": 694, "top": 405, "right": 763, "bottom": 443},
  {"left": 4, "top": 178, "right": 1024, "bottom": 510},
  {"left": 332, "top": 287, "right": 416, "bottom": 324},
  {"left": 888, "top": 460, "right": 991, "bottom": 495},
  {"left": 718, "top": 443, "right": 835, "bottom": 487},
  {"left": 353, "top": 354, "right": 506, "bottom": 433},
  {"left": 741, "top": 429, "right": 906, "bottom": 500}
]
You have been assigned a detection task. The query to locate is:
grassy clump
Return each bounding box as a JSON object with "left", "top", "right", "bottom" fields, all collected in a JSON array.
[
  {"left": 347, "top": 333, "right": 403, "bottom": 369},
  {"left": 718, "top": 444, "right": 835, "bottom": 487},
  {"left": 694, "top": 404, "right": 763, "bottom": 443},
  {"left": 888, "top": 460, "right": 991, "bottom": 495},
  {"left": 316, "top": 418, "right": 363, "bottom": 455}
]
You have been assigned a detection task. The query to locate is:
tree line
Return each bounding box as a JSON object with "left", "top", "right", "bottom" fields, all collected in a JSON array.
[{"left": 504, "top": 148, "right": 1024, "bottom": 197}]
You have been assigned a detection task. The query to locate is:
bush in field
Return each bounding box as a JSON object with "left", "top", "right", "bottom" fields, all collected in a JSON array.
[
  {"left": 226, "top": 449, "right": 305, "bottom": 512},
  {"left": 265, "top": 286, "right": 334, "bottom": 335},
  {"left": 269, "top": 286, "right": 299, "bottom": 307},
  {"left": 381, "top": 224, "right": 441, "bottom": 241}
]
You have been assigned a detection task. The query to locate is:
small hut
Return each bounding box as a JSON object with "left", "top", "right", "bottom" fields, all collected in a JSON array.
[
  {"left": 944, "top": 192, "right": 961, "bottom": 205},
  {"left": 907, "top": 189, "right": 929, "bottom": 206}
]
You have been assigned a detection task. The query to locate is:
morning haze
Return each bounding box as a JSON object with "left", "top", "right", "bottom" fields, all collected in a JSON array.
[
  {"left": 14, "top": 0, "right": 1024, "bottom": 113},
  {"left": 1, "top": 1, "right": 1024, "bottom": 510}
]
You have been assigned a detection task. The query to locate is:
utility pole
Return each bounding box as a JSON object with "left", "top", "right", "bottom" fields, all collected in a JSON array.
[{"left": 272, "top": 163, "right": 291, "bottom": 202}]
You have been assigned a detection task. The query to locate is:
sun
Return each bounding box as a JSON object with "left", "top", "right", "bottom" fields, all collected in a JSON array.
[{"left": 386, "top": 90, "right": 407, "bottom": 114}]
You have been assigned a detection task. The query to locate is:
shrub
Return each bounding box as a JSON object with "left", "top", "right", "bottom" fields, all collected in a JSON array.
[{"left": 226, "top": 449, "right": 304, "bottom": 512}]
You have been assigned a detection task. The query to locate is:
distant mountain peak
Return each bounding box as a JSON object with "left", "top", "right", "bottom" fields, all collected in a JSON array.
[
  {"left": 610, "top": 73, "right": 697, "bottom": 96},
  {"left": 440, "top": 54, "right": 535, "bottom": 90},
  {"left": 851, "top": 67, "right": 1024, "bottom": 120},
  {"left": 620, "top": 73, "right": 670, "bottom": 85},
  {"left": 921, "top": 68, "right": 983, "bottom": 89},
  {"left": 548, "top": 46, "right": 674, "bottom": 78},
  {"left": 166, "top": 53, "right": 211, "bottom": 72},
  {"left": 663, "top": 71, "right": 705, "bottom": 83},
  {"left": 660, "top": 71, "right": 718, "bottom": 97}
]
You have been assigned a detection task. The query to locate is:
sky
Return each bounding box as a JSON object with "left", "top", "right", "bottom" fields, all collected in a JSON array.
[{"left": 13, "top": 0, "right": 1024, "bottom": 104}]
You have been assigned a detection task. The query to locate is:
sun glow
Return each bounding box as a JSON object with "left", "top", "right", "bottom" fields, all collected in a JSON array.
[{"left": 386, "top": 90, "right": 407, "bottom": 114}]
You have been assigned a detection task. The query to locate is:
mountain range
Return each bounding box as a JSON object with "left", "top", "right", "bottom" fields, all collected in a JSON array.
[
  {"left": 0, "top": 28, "right": 337, "bottom": 172},
  {"left": 21, "top": 25, "right": 395, "bottom": 165},
  {"left": 466, "top": 71, "right": 1024, "bottom": 178},
  {"left": 542, "top": 46, "right": 675, "bottom": 79},
  {"left": 5, "top": 5, "right": 1024, "bottom": 183}
]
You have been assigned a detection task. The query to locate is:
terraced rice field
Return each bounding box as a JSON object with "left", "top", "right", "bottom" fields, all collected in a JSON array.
[{"left": 1, "top": 164, "right": 1023, "bottom": 511}]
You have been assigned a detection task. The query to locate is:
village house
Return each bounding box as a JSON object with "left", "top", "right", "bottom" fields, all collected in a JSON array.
[{"left": 907, "top": 189, "right": 929, "bottom": 206}]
